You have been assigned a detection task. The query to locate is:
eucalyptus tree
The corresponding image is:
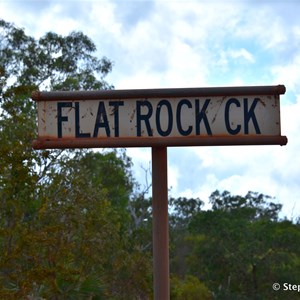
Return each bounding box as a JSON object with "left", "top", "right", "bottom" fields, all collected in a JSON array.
[{"left": 0, "top": 19, "right": 152, "bottom": 299}]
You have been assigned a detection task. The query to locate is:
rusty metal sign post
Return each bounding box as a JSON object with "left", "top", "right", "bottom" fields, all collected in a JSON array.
[{"left": 32, "top": 85, "right": 287, "bottom": 300}]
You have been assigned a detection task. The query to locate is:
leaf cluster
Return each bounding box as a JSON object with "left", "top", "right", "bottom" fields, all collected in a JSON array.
[{"left": 178, "top": 191, "right": 300, "bottom": 299}]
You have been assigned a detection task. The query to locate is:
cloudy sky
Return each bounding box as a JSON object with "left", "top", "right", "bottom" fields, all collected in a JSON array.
[{"left": 1, "top": 0, "right": 300, "bottom": 218}]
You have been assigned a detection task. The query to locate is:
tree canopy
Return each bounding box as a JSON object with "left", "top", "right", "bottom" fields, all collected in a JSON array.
[{"left": 0, "top": 19, "right": 151, "bottom": 299}]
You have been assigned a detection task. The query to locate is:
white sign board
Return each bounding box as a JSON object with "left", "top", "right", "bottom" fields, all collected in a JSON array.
[{"left": 32, "top": 86, "right": 287, "bottom": 148}]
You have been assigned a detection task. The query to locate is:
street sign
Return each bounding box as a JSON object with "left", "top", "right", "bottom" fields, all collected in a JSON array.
[
  {"left": 32, "top": 84, "right": 288, "bottom": 300},
  {"left": 32, "top": 85, "right": 287, "bottom": 149}
]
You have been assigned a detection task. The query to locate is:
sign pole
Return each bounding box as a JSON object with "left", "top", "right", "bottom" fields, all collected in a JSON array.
[
  {"left": 32, "top": 85, "right": 287, "bottom": 300},
  {"left": 152, "top": 146, "right": 170, "bottom": 299}
]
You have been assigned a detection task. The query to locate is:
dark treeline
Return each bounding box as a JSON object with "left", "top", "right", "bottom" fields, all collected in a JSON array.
[{"left": 1, "top": 19, "right": 299, "bottom": 299}]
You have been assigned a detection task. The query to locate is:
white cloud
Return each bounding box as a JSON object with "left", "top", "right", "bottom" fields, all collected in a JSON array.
[
  {"left": 168, "top": 164, "right": 180, "bottom": 191},
  {"left": 272, "top": 54, "right": 300, "bottom": 94},
  {"left": 228, "top": 48, "right": 255, "bottom": 63}
]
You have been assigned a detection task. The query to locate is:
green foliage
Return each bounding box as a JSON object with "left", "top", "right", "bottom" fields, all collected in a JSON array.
[
  {"left": 169, "top": 191, "right": 300, "bottom": 299},
  {"left": 170, "top": 197, "right": 204, "bottom": 228},
  {"left": 187, "top": 190, "right": 300, "bottom": 299},
  {"left": 170, "top": 275, "right": 212, "bottom": 300},
  {"left": 128, "top": 194, "right": 153, "bottom": 253},
  {"left": 209, "top": 190, "right": 282, "bottom": 221},
  {"left": 77, "top": 150, "right": 134, "bottom": 209},
  {"left": 0, "top": 19, "right": 152, "bottom": 299},
  {"left": 0, "top": 19, "right": 113, "bottom": 93},
  {"left": 169, "top": 197, "right": 204, "bottom": 277}
]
